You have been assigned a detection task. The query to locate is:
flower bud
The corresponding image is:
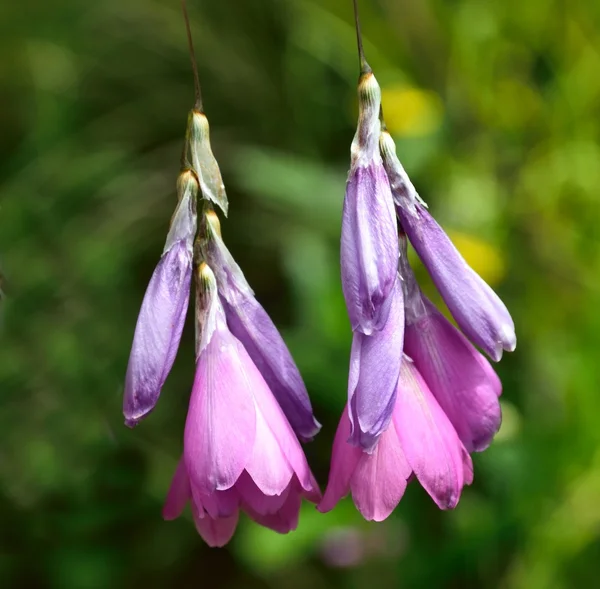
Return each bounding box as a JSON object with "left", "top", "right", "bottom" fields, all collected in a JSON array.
[
  {"left": 381, "top": 131, "right": 516, "bottom": 361},
  {"left": 341, "top": 73, "right": 398, "bottom": 335},
  {"left": 122, "top": 170, "right": 198, "bottom": 427}
]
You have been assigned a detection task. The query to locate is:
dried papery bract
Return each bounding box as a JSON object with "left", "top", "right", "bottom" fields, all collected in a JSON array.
[{"left": 189, "top": 111, "right": 228, "bottom": 216}]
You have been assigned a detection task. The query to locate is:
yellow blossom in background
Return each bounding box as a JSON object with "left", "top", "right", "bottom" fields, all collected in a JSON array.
[
  {"left": 447, "top": 230, "right": 506, "bottom": 286},
  {"left": 381, "top": 85, "right": 444, "bottom": 137}
]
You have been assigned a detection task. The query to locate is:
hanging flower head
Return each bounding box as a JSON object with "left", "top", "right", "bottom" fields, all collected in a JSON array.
[{"left": 163, "top": 264, "right": 320, "bottom": 547}]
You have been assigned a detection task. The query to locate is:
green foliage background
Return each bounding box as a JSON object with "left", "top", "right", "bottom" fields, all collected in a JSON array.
[{"left": 1, "top": 0, "right": 599, "bottom": 587}]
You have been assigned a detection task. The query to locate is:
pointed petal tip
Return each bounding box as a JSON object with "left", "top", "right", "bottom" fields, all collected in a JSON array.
[
  {"left": 296, "top": 471, "right": 322, "bottom": 505},
  {"left": 438, "top": 496, "right": 460, "bottom": 510},
  {"left": 503, "top": 326, "right": 517, "bottom": 352},
  {"left": 162, "top": 507, "right": 181, "bottom": 521},
  {"left": 123, "top": 407, "right": 152, "bottom": 428},
  {"left": 316, "top": 496, "right": 337, "bottom": 514},
  {"left": 428, "top": 484, "right": 462, "bottom": 510},
  {"left": 491, "top": 325, "right": 516, "bottom": 361},
  {"left": 346, "top": 426, "right": 378, "bottom": 455},
  {"left": 193, "top": 510, "right": 239, "bottom": 547},
  {"left": 298, "top": 418, "right": 323, "bottom": 443},
  {"left": 362, "top": 512, "right": 390, "bottom": 523}
]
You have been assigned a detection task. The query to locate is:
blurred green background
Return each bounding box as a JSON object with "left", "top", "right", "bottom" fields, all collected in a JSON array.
[{"left": 1, "top": 0, "right": 599, "bottom": 587}]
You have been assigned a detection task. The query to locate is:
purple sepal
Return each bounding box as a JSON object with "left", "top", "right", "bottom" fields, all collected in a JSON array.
[
  {"left": 341, "top": 163, "right": 398, "bottom": 335},
  {"left": 123, "top": 171, "right": 197, "bottom": 426},
  {"left": 399, "top": 206, "right": 515, "bottom": 361},
  {"left": 123, "top": 242, "right": 192, "bottom": 426},
  {"left": 380, "top": 131, "right": 515, "bottom": 361},
  {"left": 347, "top": 276, "right": 404, "bottom": 452}
]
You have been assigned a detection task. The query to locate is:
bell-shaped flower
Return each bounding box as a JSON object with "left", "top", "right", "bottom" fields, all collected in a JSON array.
[
  {"left": 123, "top": 169, "right": 198, "bottom": 426},
  {"left": 163, "top": 264, "right": 320, "bottom": 546},
  {"left": 319, "top": 357, "right": 472, "bottom": 520},
  {"left": 341, "top": 73, "right": 398, "bottom": 335},
  {"left": 399, "top": 243, "right": 502, "bottom": 453},
  {"left": 347, "top": 276, "right": 404, "bottom": 452},
  {"left": 380, "top": 129, "right": 516, "bottom": 361},
  {"left": 200, "top": 211, "right": 321, "bottom": 441}
]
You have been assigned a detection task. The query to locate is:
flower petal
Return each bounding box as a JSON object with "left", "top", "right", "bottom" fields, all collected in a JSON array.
[
  {"left": 162, "top": 459, "right": 191, "bottom": 520},
  {"left": 124, "top": 242, "right": 192, "bottom": 426},
  {"left": 399, "top": 206, "right": 515, "bottom": 361},
  {"left": 462, "top": 447, "right": 474, "bottom": 486},
  {"left": 340, "top": 162, "right": 398, "bottom": 335},
  {"left": 318, "top": 409, "right": 362, "bottom": 514},
  {"left": 350, "top": 419, "right": 411, "bottom": 521},
  {"left": 246, "top": 488, "right": 303, "bottom": 534},
  {"left": 348, "top": 277, "right": 404, "bottom": 451},
  {"left": 192, "top": 486, "right": 240, "bottom": 519},
  {"left": 249, "top": 362, "right": 321, "bottom": 501},
  {"left": 380, "top": 129, "right": 515, "bottom": 361},
  {"left": 237, "top": 471, "right": 292, "bottom": 515},
  {"left": 245, "top": 398, "right": 295, "bottom": 496},
  {"left": 204, "top": 214, "right": 321, "bottom": 441},
  {"left": 222, "top": 296, "right": 321, "bottom": 441},
  {"left": 184, "top": 325, "right": 257, "bottom": 494},
  {"left": 394, "top": 359, "right": 468, "bottom": 509},
  {"left": 192, "top": 504, "right": 239, "bottom": 548},
  {"left": 404, "top": 298, "right": 502, "bottom": 452}
]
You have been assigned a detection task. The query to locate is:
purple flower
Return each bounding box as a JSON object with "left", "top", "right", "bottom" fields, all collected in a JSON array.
[
  {"left": 202, "top": 211, "right": 321, "bottom": 442},
  {"left": 123, "top": 170, "right": 198, "bottom": 426},
  {"left": 400, "top": 244, "right": 502, "bottom": 453},
  {"left": 347, "top": 276, "right": 404, "bottom": 451},
  {"left": 319, "top": 358, "right": 473, "bottom": 520},
  {"left": 163, "top": 264, "right": 320, "bottom": 547},
  {"left": 380, "top": 130, "right": 516, "bottom": 361},
  {"left": 341, "top": 73, "right": 398, "bottom": 335}
]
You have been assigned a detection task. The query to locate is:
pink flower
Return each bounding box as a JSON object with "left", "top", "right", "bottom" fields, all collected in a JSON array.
[
  {"left": 319, "top": 358, "right": 472, "bottom": 521},
  {"left": 399, "top": 236, "right": 502, "bottom": 453},
  {"left": 162, "top": 264, "right": 320, "bottom": 547}
]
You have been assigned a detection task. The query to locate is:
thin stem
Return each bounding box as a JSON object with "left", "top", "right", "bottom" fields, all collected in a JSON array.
[
  {"left": 181, "top": 0, "right": 203, "bottom": 111},
  {"left": 352, "top": 0, "right": 371, "bottom": 74}
]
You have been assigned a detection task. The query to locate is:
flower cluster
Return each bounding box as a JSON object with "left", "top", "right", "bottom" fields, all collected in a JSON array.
[
  {"left": 123, "top": 107, "right": 320, "bottom": 546},
  {"left": 123, "top": 1, "right": 517, "bottom": 544},
  {"left": 320, "top": 68, "right": 515, "bottom": 520}
]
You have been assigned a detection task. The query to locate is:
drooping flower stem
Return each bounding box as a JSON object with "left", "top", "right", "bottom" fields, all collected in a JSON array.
[
  {"left": 181, "top": 0, "right": 203, "bottom": 112},
  {"left": 351, "top": 0, "right": 371, "bottom": 75}
]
